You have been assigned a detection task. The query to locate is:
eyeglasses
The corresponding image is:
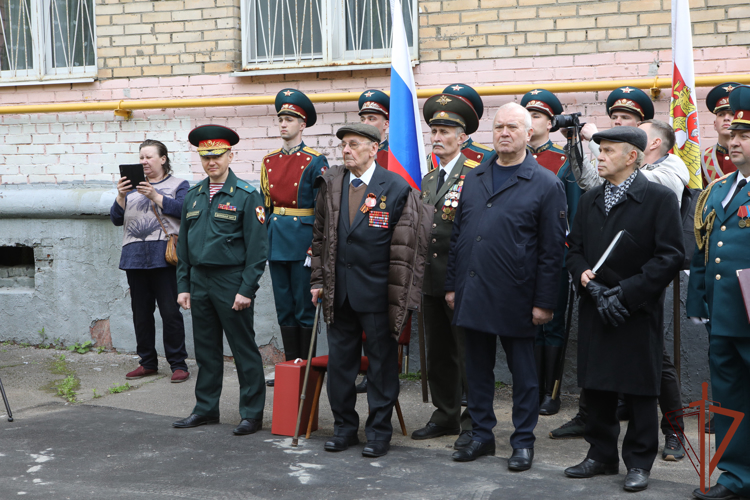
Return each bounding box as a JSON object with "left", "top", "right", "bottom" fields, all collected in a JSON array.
[{"left": 338, "top": 140, "right": 372, "bottom": 150}]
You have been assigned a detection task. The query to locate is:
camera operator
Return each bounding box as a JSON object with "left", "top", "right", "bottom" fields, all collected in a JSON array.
[{"left": 520, "top": 89, "right": 583, "bottom": 416}]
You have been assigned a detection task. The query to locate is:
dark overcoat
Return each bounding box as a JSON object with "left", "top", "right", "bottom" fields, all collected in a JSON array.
[
  {"left": 444, "top": 152, "right": 567, "bottom": 337},
  {"left": 566, "top": 171, "right": 684, "bottom": 396}
]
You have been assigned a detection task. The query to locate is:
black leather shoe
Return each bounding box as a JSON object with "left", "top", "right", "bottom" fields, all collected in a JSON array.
[
  {"left": 233, "top": 418, "right": 262, "bottom": 435},
  {"left": 355, "top": 376, "right": 367, "bottom": 394},
  {"left": 265, "top": 379, "right": 274, "bottom": 387},
  {"left": 616, "top": 399, "right": 629, "bottom": 421},
  {"left": 539, "top": 394, "right": 561, "bottom": 415},
  {"left": 624, "top": 468, "right": 649, "bottom": 492},
  {"left": 362, "top": 440, "right": 390, "bottom": 457},
  {"left": 564, "top": 458, "right": 619, "bottom": 478},
  {"left": 454, "top": 430, "right": 473, "bottom": 450},
  {"left": 692, "top": 484, "right": 739, "bottom": 500},
  {"left": 172, "top": 414, "right": 220, "bottom": 428},
  {"left": 508, "top": 448, "right": 534, "bottom": 471},
  {"left": 324, "top": 434, "right": 359, "bottom": 452},
  {"left": 451, "top": 440, "right": 496, "bottom": 462},
  {"left": 411, "top": 422, "right": 460, "bottom": 440},
  {"left": 461, "top": 391, "right": 468, "bottom": 407}
]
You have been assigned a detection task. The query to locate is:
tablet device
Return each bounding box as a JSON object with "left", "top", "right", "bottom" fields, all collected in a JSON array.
[{"left": 119, "top": 164, "right": 146, "bottom": 188}]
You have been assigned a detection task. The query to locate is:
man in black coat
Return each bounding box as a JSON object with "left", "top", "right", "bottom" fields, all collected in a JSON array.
[
  {"left": 563, "top": 127, "right": 684, "bottom": 492},
  {"left": 445, "top": 102, "right": 567, "bottom": 471}
]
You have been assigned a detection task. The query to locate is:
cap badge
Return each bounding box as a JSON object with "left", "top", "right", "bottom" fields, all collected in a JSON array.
[
  {"left": 529, "top": 89, "right": 542, "bottom": 95},
  {"left": 364, "top": 91, "right": 374, "bottom": 97},
  {"left": 283, "top": 90, "right": 294, "bottom": 96},
  {"left": 451, "top": 85, "right": 463, "bottom": 91},
  {"left": 437, "top": 95, "right": 452, "bottom": 106},
  {"left": 740, "top": 111, "right": 744, "bottom": 119},
  {"left": 621, "top": 87, "right": 634, "bottom": 94},
  {"left": 724, "top": 85, "right": 735, "bottom": 92}
]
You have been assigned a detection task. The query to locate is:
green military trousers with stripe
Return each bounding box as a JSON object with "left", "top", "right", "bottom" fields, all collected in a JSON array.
[{"left": 190, "top": 265, "right": 265, "bottom": 420}]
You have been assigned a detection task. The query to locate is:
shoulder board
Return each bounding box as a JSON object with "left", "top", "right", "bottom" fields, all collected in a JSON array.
[
  {"left": 263, "top": 148, "right": 282, "bottom": 159},
  {"left": 471, "top": 141, "right": 493, "bottom": 151},
  {"left": 463, "top": 159, "right": 479, "bottom": 168},
  {"left": 303, "top": 146, "right": 322, "bottom": 157},
  {"left": 550, "top": 143, "right": 566, "bottom": 153},
  {"left": 236, "top": 182, "right": 257, "bottom": 194},
  {"left": 709, "top": 172, "right": 732, "bottom": 189},
  {"left": 188, "top": 182, "right": 203, "bottom": 192}
]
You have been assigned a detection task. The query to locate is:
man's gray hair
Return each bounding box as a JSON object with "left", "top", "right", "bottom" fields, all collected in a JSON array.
[
  {"left": 623, "top": 143, "right": 645, "bottom": 169},
  {"left": 455, "top": 126, "right": 466, "bottom": 138},
  {"left": 494, "top": 102, "right": 533, "bottom": 132}
]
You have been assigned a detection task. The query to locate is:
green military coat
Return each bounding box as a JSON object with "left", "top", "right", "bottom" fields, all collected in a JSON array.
[
  {"left": 420, "top": 153, "right": 478, "bottom": 297},
  {"left": 176, "top": 168, "right": 268, "bottom": 298}
]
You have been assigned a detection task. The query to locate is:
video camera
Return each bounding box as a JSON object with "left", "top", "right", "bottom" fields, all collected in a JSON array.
[{"left": 550, "top": 112, "right": 584, "bottom": 133}]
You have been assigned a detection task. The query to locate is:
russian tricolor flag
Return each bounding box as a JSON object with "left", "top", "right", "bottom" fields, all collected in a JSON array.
[{"left": 388, "top": 0, "right": 427, "bottom": 190}]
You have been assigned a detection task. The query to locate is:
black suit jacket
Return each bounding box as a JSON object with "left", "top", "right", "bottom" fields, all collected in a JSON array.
[{"left": 335, "top": 164, "right": 411, "bottom": 313}]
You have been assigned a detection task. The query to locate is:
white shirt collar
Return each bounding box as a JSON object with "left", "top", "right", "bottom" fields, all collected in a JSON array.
[
  {"left": 722, "top": 170, "right": 750, "bottom": 208},
  {"left": 350, "top": 161, "right": 377, "bottom": 186},
  {"left": 438, "top": 153, "right": 462, "bottom": 179}
]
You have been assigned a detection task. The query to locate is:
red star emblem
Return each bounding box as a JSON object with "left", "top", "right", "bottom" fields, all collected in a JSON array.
[
  {"left": 283, "top": 90, "right": 294, "bottom": 96},
  {"left": 529, "top": 89, "right": 542, "bottom": 95},
  {"left": 451, "top": 85, "right": 463, "bottom": 91},
  {"left": 621, "top": 87, "right": 634, "bottom": 94},
  {"left": 724, "top": 85, "right": 735, "bottom": 93},
  {"left": 364, "top": 91, "right": 374, "bottom": 97}
]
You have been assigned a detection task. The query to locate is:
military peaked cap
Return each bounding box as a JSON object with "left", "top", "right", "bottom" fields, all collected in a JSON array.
[
  {"left": 729, "top": 84, "right": 750, "bottom": 130},
  {"left": 423, "top": 93, "right": 479, "bottom": 135},
  {"left": 275, "top": 88, "right": 317, "bottom": 127},
  {"left": 358, "top": 89, "right": 390, "bottom": 118},
  {"left": 707, "top": 82, "right": 741, "bottom": 114},
  {"left": 442, "top": 83, "right": 484, "bottom": 120},
  {"left": 188, "top": 124, "right": 240, "bottom": 156},
  {"left": 606, "top": 86, "right": 654, "bottom": 121},
  {"left": 521, "top": 89, "right": 563, "bottom": 118}
]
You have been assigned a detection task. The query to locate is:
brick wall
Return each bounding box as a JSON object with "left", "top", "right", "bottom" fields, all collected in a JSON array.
[
  {"left": 96, "top": 0, "right": 240, "bottom": 79},
  {"left": 419, "top": 0, "right": 750, "bottom": 61}
]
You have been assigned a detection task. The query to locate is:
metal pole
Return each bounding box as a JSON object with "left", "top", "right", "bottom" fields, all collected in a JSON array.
[
  {"left": 0, "top": 376, "right": 13, "bottom": 422},
  {"left": 292, "top": 302, "right": 321, "bottom": 447},
  {"left": 551, "top": 281, "right": 576, "bottom": 400},
  {"left": 673, "top": 275, "right": 681, "bottom": 382},
  {"left": 417, "top": 305, "right": 428, "bottom": 403}
]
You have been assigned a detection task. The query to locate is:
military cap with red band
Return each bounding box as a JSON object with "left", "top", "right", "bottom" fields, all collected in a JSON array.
[
  {"left": 521, "top": 89, "right": 563, "bottom": 119},
  {"left": 275, "top": 88, "right": 317, "bottom": 127},
  {"left": 729, "top": 84, "right": 750, "bottom": 130},
  {"left": 358, "top": 89, "right": 390, "bottom": 118},
  {"left": 442, "top": 83, "right": 484, "bottom": 120},
  {"left": 423, "top": 93, "right": 479, "bottom": 135},
  {"left": 605, "top": 86, "right": 654, "bottom": 121},
  {"left": 706, "top": 82, "right": 740, "bottom": 114},
  {"left": 188, "top": 124, "right": 240, "bottom": 157}
]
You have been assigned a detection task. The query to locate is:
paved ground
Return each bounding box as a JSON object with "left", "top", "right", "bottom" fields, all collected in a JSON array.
[{"left": 0, "top": 344, "right": 711, "bottom": 499}]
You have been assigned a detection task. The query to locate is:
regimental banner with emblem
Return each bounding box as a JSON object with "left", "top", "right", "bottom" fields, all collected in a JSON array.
[{"left": 670, "top": 0, "right": 702, "bottom": 189}]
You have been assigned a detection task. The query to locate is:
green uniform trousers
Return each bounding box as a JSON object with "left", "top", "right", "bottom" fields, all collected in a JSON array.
[
  {"left": 710, "top": 335, "right": 750, "bottom": 497},
  {"left": 423, "top": 293, "right": 472, "bottom": 431},
  {"left": 190, "top": 265, "right": 265, "bottom": 420},
  {"left": 268, "top": 260, "right": 315, "bottom": 327}
]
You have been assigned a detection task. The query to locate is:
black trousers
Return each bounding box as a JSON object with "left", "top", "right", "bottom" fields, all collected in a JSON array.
[
  {"left": 465, "top": 330, "right": 538, "bottom": 449},
  {"left": 327, "top": 298, "right": 399, "bottom": 442},
  {"left": 584, "top": 388, "right": 659, "bottom": 471},
  {"left": 126, "top": 267, "right": 188, "bottom": 372}
]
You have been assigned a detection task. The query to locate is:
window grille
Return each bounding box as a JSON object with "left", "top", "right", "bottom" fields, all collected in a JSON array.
[
  {"left": 0, "top": 0, "right": 96, "bottom": 83},
  {"left": 242, "top": 0, "right": 417, "bottom": 73}
]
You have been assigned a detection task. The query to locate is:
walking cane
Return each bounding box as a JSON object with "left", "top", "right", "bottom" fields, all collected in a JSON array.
[
  {"left": 0, "top": 376, "right": 13, "bottom": 422},
  {"left": 551, "top": 281, "right": 576, "bottom": 401},
  {"left": 292, "top": 301, "right": 321, "bottom": 447}
]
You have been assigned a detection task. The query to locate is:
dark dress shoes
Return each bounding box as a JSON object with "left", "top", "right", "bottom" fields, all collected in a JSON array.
[
  {"left": 451, "top": 440, "right": 496, "bottom": 462},
  {"left": 362, "top": 440, "right": 390, "bottom": 458},
  {"left": 233, "top": 418, "right": 262, "bottom": 435},
  {"left": 355, "top": 376, "right": 367, "bottom": 394},
  {"left": 172, "top": 414, "right": 219, "bottom": 428},
  {"left": 265, "top": 379, "right": 274, "bottom": 387},
  {"left": 324, "top": 434, "right": 359, "bottom": 452},
  {"left": 539, "top": 394, "right": 561, "bottom": 415},
  {"left": 564, "top": 458, "right": 619, "bottom": 478},
  {"left": 692, "top": 484, "right": 739, "bottom": 500},
  {"left": 411, "top": 422, "right": 460, "bottom": 440},
  {"left": 454, "top": 430, "right": 473, "bottom": 450},
  {"left": 508, "top": 448, "right": 534, "bottom": 471},
  {"left": 624, "top": 468, "right": 649, "bottom": 492}
]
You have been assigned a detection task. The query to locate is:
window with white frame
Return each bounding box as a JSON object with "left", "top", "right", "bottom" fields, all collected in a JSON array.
[
  {"left": 241, "top": 0, "right": 417, "bottom": 74},
  {"left": 0, "top": 0, "right": 96, "bottom": 84}
]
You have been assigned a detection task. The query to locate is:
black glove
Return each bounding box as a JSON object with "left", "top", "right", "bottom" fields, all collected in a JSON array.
[
  {"left": 601, "top": 286, "right": 630, "bottom": 327},
  {"left": 585, "top": 280, "right": 611, "bottom": 325}
]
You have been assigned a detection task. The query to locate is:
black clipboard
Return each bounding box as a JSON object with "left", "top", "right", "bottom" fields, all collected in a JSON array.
[
  {"left": 119, "top": 164, "right": 146, "bottom": 188},
  {"left": 592, "top": 229, "right": 650, "bottom": 287}
]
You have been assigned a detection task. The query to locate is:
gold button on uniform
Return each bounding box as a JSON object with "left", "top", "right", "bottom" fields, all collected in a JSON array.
[
  {"left": 273, "top": 217, "right": 278, "bottom": 221},
  {"left": 721, "top": 225, "right": 726, "bottom": 231},
  {"left": 432, "top": 223, "right": 437, "bottom": 228},
  {"left": 718, "top": 241, "right": 723, "bottom": 247},
  {"left": 716, "top": 274, "right": 721, "bottom": 280},
  {"left": 715, "top": 258, "right": 721, "bottom": 263},
  {"left": 294, "top": 183, "right": 298, "bottom": 186},
  {"left": 433, "top": 253, "right": 438, "bottom": 258},
  {"left": 293, "top": 217, "right": 297, "bottom": 221},
  {"left": 431, "top": 238, "right": 436, "bottom": 243}
]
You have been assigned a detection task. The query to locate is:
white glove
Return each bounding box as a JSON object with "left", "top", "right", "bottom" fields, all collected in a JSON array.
[
  {"left": 689, "top": 317, "right": 709, "bottom": 325},
  {"left": 304, "top": 255, "right": 311, "bottom": 267}
]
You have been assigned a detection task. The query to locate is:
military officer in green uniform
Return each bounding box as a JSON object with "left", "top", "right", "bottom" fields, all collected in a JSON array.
[
  {"left": 521, "top": 89, "right": 582, "bottom": 416},
  {"left": 359, "top": 89, "right": 390, "bottom": 169},
  {"left": 688, "top": 84, "right": 750, "bottom": 500},
  {"left": 442, "top": 84, "right": 493, "bottom": 165},
  {"left": 260, "top": 89, "right": 329, "bottom": 370},
  {"left": 411, "top": 91, "right": 479, "bottom": 449},
  {"left": 173, "top": 125, "right": 268, "bottom": 436}
]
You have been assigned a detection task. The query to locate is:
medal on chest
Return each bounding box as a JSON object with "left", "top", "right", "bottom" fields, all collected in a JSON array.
[
  {"left": 738, "top": 205, "right": 749, "bottom": 228},
  {"left": 360, "top": 193, "right": 377, "bottom": 213}
]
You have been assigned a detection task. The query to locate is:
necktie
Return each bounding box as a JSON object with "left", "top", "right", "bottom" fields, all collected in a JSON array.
[
  {"left": 437, "top": 168, "right": 446, "bottom": 191},
  {"left": 352, "top": 178, "right": 363, "bottom": 188},
  {"left": 727, "top": 179, "right": 748, "bottom": 207}
]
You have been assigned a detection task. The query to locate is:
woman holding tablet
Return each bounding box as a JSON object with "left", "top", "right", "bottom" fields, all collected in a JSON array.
[{"left": 111, "top": 139, "right": 190, "bottom": 383}]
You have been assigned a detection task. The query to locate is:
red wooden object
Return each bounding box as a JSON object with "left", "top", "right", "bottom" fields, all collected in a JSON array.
[{"left": 271, "top": 360, "right": 320, "bottom": 437}]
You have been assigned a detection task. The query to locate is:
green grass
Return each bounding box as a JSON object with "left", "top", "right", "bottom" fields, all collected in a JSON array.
[
  {"left": 398, "top": 372, "right": 422, "bottom": 381},
  {"left": 67, "top": 341, "right": 94, "bottom": 354},
  {"left": 55, "top": 375, "right": 80, "bottom": 403},
  {"left": 108, "top": 382, "right": 132, "bottom": 394},
  {"left": 495, "top": 381, "right": 507, "bottom": 389}
]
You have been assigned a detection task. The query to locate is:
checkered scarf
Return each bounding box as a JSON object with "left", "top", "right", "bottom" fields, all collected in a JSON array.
[{"left": 603, "top": 169, "right": 639, "bottom": 215}]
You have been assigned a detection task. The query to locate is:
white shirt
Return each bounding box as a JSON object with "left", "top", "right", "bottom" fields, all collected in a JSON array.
[
  {"left": 437, "top": 152, "right": 462, "bottom": 180},
  {"left": 722, "top": 171, "right": 750, "bottom": 209},
  {"left": 350, "top": 162, "right": 377, "bottom": 186}
]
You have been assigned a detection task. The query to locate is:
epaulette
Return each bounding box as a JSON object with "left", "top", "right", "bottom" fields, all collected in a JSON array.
[
  {"left": 463, "top": 159, "right": 479, "bottom": 168},
  {"left": 471, "top": 141, "right": 493, "bottom": 151},
  {"left": 188, "top": 181, "right": 204, "bottom": 192},
  {"left": 551, "top": 143, "right": 566, "bottom": 153},
  {"left": 236, "top": 182, "right": 257, "bottom": 194},
  {"left": 303, "top": 146, "right": 322, "bottom": 157},
  {"left": 263, "top": 148, "right": 282, "bottom": 159},
  {"left": 694, "top": 172, "right": 732, "bottom": 262}
]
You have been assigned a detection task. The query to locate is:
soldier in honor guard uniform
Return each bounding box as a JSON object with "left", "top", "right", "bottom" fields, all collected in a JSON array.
[
  {"left": 260, "top": 89, "right": 329, "bottom": 370},
  {"left": 687, "top": 85, "right": 750, "bottom": 500},
  {"left": 359, "top": 89, "right": 390, "bottom": 169},
  {"left": 442, "top": 84, "right": 494, "bottom": 165},
  {"left": 173, "top": 125, "right": 268, "bottom": 436},
  {"left": 411, "top": 91, "right": 480, "bottom": 448},
  {"left": 521, "top": 89, "right": 583, "bottom": 416},
  {"left": 702, "top": 83, "right": 740, "bottom": 186}
]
